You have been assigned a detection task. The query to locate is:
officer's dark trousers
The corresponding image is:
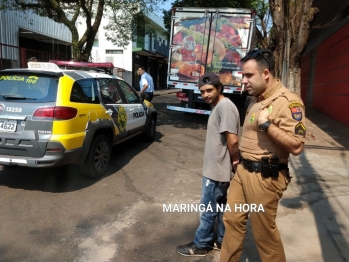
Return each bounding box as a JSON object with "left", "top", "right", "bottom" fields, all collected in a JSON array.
[{"left": 220, "top": 164, "right": 290, "bottom": 262}]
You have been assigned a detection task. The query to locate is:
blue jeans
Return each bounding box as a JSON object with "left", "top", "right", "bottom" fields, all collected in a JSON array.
[{"left": 194, "top": 176, "right": 229, "bottom": 249}]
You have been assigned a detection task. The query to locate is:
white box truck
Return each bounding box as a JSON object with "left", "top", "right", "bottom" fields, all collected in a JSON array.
[{"left": 166, "top": 7, "right": 255, "bottom": 120}]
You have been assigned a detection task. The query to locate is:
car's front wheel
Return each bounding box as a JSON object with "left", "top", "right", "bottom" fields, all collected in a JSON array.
[
  {"left": 144, "top": 116, "right": 156, "bottom": 141},
  {"left": 79, "top": 135, "right": 111, "bottom": 178}
]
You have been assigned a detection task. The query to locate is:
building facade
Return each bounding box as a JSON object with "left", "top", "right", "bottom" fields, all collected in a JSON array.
[
  {"left": 0, "top": 9, "right": 72, "bottom": 69},
  {"left": 78, "top": 10, "right": 169, "bottom": 89},
  {"left": 131, "top": 12, "right": 169, "bottom": 90}
]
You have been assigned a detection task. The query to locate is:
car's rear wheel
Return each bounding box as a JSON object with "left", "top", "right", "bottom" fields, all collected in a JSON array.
[
  {"left": 144, "top": 116, "right": 156, "bottom": 141},
  {"left": 79, "top": 135, "right": 111, "bottom": 178}
]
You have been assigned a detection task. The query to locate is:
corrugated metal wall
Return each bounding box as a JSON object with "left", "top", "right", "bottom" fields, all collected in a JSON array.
[{"left": 0, "top": 9, "right": 71, "bottom": 60}]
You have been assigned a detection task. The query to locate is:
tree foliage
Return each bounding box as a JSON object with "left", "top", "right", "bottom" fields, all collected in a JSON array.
[{"left": 1, "top": 0, "right": 165, "bottom": 61}]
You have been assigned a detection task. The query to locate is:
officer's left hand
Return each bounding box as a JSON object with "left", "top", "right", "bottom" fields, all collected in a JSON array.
[{"left": 258, "top": 108, "right": 269, "bottom": 125}]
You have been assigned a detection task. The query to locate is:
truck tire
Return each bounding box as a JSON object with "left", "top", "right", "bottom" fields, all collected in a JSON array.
[
  {"left": 144, "top": 116, "right": 156, "bottom": 141},
  {"left": 79, "top": 135, "right": 111, "bottom": 178}
]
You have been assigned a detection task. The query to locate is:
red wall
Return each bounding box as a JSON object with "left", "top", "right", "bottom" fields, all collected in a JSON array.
[
  {"left": 300, "top": 52, "right": 311, "bottom": 103},
  {"left": 301, "top": 22, "right": 349, "bottom": 126}
]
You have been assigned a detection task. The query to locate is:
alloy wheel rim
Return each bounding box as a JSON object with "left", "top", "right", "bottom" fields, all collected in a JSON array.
[
  {"left": 150, "top": 119, "right": 155, "bottom": 137},
  {"left": 94, "top": 141, "right": 109, "bottom": 170}
]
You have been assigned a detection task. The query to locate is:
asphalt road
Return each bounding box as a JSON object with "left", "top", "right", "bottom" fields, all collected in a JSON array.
[{"left": 0, "top": 93, "right": 220, "bottom": 262}]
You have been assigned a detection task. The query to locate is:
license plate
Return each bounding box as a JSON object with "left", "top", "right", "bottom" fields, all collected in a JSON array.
[{"left": 0, "top": 120, "right": 17, "bottom": 132}]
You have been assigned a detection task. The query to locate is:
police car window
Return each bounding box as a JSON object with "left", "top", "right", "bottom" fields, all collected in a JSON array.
[
  {"left": 98, "top": 78, "right": 122, "bottom": 104},
  {"left": 117, "top": 80, "right": 139, "bottom": 103},
  {"left": 70, "top": 79, "right": 99, "bottom": 104},
  {"left": 0, "top": 74, "right": 57, "bottom": 103}
]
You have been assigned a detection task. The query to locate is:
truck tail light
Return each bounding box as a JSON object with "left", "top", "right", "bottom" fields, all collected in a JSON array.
[
  {"left": 176, "top": 92, "right": 187, "bottom": 98},
  {"left": 176, "top": 92, "right": 189, "bottom": 101},
  {"left": 33, "top": 106, "right": 77, "bottom": 120}
]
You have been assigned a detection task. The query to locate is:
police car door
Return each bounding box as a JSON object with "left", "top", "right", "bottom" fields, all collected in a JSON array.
[
  {"left": 98, "top": 78, "right": 129, "bottom": 137},
  {"left": 116, "top": 79, "right": 146, "bottom": 132}
]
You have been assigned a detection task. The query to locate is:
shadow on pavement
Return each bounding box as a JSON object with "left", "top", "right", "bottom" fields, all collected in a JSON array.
[
  {"left": 0, "top": 133, "right": 162, "bottom": 193},
  {"left": 281, "top": 105, "right": 349, "bottom": 261},
  {"left": 305, "top": 106, "right": 349, "bottom": 150}
]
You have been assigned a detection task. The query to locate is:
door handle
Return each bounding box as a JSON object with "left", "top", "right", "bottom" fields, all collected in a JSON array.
[{"left": 106, "top": 109, "right": 113, "bottom": 116}]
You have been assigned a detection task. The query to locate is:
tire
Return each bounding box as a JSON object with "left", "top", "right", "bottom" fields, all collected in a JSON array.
[
  {"left": 79, "top": 135, "right": 111, "bottom": 178},
  {"left": 144, "top": 116, "right": 156, "bottom": 142}
]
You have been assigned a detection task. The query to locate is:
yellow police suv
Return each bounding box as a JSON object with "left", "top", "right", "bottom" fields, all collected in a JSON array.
[{"left": 0, "top": 62, "right": 157, "bottom": 178}]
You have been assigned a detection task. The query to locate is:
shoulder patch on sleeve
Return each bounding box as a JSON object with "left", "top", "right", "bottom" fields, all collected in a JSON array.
[
  {"left": 288, "top": 102, "right": 303, "bottom": 108},
  {"left": 289, "top": 103, "right": 303, "bottom": 121},
  {"left": 295, "top": 122, "right": 306, "bottom": 136}
]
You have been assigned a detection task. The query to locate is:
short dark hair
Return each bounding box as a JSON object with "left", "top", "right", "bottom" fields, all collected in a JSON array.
[
  {"left": 138, "top": 65, "right": 146, "bottom": 71},
  {"left": 198, "top": 73, "right": 223, "bottom": 94},
  {"left": 240, "top": 49, "right": 275, "bottom": 75}
]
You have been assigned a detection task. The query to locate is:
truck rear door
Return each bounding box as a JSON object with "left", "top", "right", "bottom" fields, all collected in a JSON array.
[{"left": 167, "top": 7, "right": 254, "bottom": 91}]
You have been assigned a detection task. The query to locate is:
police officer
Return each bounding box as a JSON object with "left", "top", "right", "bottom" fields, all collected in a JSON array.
[
  {"left": 137, "top": 65, "right": 154, "bottom": 102},
  {"left": 220, "top": 50, "right": 306, "bottom": 262}
]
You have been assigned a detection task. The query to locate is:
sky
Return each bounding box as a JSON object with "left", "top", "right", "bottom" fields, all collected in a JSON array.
[
  {"left": 155, "top": 0, "right": 173, "bottom": 16},
  {"left": 160, "top": 0, "right": 173, "bottom": 10}
]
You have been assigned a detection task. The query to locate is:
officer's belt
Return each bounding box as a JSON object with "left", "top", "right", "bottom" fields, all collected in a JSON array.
[{"left": 241, "top": 159, "right": 288, "bottom": 173}]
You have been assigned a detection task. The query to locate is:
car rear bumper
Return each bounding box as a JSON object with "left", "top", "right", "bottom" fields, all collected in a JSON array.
[{"left": 0, "top": 147, "right": 83, "bottom": 167}]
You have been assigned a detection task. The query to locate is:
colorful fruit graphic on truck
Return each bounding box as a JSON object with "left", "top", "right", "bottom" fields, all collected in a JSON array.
[{"left": 169, "top": 11, "right": 252, "bottom": 86}]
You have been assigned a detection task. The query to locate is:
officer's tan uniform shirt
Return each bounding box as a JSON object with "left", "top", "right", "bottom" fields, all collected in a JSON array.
[{"left": 240, "top": 80, "right": 306, "bottom": 163}]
